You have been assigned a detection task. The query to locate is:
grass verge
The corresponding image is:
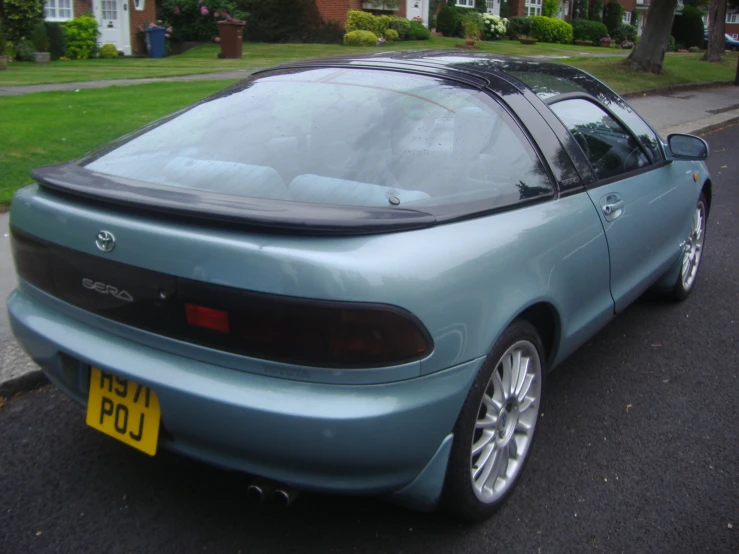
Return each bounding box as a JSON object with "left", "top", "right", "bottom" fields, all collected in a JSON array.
[
  {"left": 0, "top": 39, "right": 629, "bottom": 86},
  {"left": 0, "top": 80, "right": 236, "bottom": 205}
]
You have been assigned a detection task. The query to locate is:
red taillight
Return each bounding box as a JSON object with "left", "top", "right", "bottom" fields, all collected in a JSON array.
[{"left": 185, "top": 304, "right": 230, "bottom": 333}]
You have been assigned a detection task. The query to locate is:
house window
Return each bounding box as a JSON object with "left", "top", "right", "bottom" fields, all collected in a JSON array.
[
  {"left": 525, "top": 0, "right": 542, "bottom": 16},
  {"left": 727, "top": 13, "right": 739, "bottom": 24},
  {"left": 486, "top": 0, "right": 496, "bottom": 12},
  {"left": 44, "top": 0, "right": 72, "bottom": 21},
  {"left": 133, "top": 0, "right": 146, "bottom": 10},
  {"left": 702, "top": 15, "right": 709, "bottom": 27},
  {"left": 623, "top": 11, "right": 631, "bottom": 24},
  {"left": 456, "top": 0, "right": 475, "bottom": 7}
]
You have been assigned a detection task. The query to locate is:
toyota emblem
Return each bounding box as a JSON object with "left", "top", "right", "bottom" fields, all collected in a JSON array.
[{"left": 95, "top": 230, "right": 116, "bottom": 253}]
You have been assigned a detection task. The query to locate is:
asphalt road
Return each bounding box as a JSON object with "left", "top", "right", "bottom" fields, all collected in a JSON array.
[{"left": 1, "top": 127, "right": 738, "bottom": 554}]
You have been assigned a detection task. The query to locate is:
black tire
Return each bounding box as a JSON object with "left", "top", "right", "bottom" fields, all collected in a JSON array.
[
  {"left": 670, "top": 193, "right": 708, "bottom": 301},
  {"left": 442, "top": 319, "right": 545, "bottom": 522}
]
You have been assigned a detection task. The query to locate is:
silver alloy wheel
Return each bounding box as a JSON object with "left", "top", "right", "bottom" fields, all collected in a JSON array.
[
  {"left": 469, "top": 340, "right": 542, "bottom": 504},
  {"left": 681, "top": 199, "right": 706, "bottom": 292}
]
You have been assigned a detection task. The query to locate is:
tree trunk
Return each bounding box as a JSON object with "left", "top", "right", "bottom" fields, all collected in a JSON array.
[
  {"left": 702, "top": 0, "right": 727, "bottom": 62},
  {"left": 626, "top": 0, "right": 678, "bottom": 73},
  {"left": 734, "top": 51, "right": 739, "bottom": 84}
]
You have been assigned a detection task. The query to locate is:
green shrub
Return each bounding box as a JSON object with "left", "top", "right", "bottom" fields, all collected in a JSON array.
[
  {"left": 343, "top": 30, "right": 378, "bottom": 46},
  {"left": 408, "top": 21, "right": 431, "bottom": 40},
  {"left": 528, "top": 16, "right": 573, "bottom": 44},
  {"left": 0, "top": 20, "right": 6, "bottom": 56},
  {"left": 588, "top": 0, "right": 603, "bottom": 22},
  {"left": 14, "top": 39, "right": 35, "bottom": 61},
  {"left": 571, "top": 19, "right": 608, "bottom": 43},
  {"left": 671, "top": 5, "right": 704, "bottom": 49},
  {"left": 669, "top": 35, "right": 676, "bottom": 52},
  {"left": 45, "top": 22, "right": 66, "bottom": 60},
  {"left": 384, "top": 28, "right": 399, "bottom": 41},
  {"left": 346, "top": 10, "right": 378, "bottom": 34},
  {"left": 507, "top": 16, "right": 531, "bottom": 39},
  {"left": 543, "top": 0, "right": 560, "bottom": 18},
  {"left": 572, "top": 0, "right": 588, "bottom": 18},
  {"left": 376, "top": 15, "right": 392, "bottom": 36},
  {"left": 602, "top": 1, "right": 624, "bottom": 35},
  {"left": 162, "top": 0, "right": 246, "bottom": 42},
  {"left": 436, "top": 6, "right": 460, "bottom": 36},
  {"left": 611, "top": 24, "right": 637, "bottom": 43},
  {"left": 459, "top": 11, "right": 484, "bottom": 38},
  {"left": 3, "top": 0, "right": 45, "bottom": 42},
  {"left": 389, "top": 17, "right": 410, "bottom": 39},
  {"left": 5, "top": 42, "right": 16, "bottom": 61},
  {"left": 31, "top": 21, "right": 49, "bottom": 52},
  {"left": 63, "top": 15, "right": 100, "bottom": 60},
  {"left": 303, "top": 21, "right": 345, "bottom": 44},
  {"left": 688, "top": 45, "right": 700, "bottom": 52},
  {"left": 100, "top": 43, "right": 119, "bottom": 58}
]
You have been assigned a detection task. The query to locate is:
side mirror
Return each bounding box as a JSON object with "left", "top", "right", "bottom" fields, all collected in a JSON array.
[{"left": 667, "top": 133, "right": 709, "bottom": 160}]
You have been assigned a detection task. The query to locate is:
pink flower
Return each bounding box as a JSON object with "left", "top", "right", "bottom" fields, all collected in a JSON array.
[
  {"left": 149, "top": 22, "right": 157, "bottom": 27},
  {"left": 198, "top": 0, "right": 203, "bottom": 3},
  {"left": 215, "top": 36, "right": 220, "bottom": 42},
  {"left": 173, "top": 7, "right": 180, "bottom": 14},
  {"left": 200, "top": 5, "right": 209, "bottom": 15},
  {"left": 167, "top": 26, "right": 173, "bottom": 33},
  {"left": 214, "top": 11, "right": 219, "bottom": 17},
  {"left": 137, "top": 24, "right": 144, "bottom": 31},
  {"left": 165, "top": 33, "right": 170, "bottom": 38}
]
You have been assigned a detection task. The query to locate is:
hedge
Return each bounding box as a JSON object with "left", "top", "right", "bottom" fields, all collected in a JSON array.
[
  {"left": 388, "top": 16, "right": 410, "bottom": 40},
  {"left": 507, "top": 16, "right": 531, "bottom": 39},
  {"left": 571, "top": 19, "right": 608, "bottom": 43},
  {"left": 408, "top": 20, "right": 431, "bottom": 40},
  {"left": 528, "top": 16, "right": 573, "bottom": 44},
  {"left": 343, "top": 30, "right": 378, "bottom": 46},
  {"left": 672, "top": 5, "right": 704, "bottom": 49}
]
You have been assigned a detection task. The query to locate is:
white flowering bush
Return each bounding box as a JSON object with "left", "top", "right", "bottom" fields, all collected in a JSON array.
[{"left": 482, "top": 14, "right": 508, "bottom": 41}]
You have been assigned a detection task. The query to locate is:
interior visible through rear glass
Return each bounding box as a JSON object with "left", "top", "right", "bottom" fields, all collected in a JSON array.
[{"left": 85, "top": 68, "right": 552, "bottom": 210}]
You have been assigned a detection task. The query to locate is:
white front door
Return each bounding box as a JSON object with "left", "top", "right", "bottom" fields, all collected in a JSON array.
[
  {"left": 406, "top": 0, "right": 429, "bottom": 26},
  {"left": 94, "top": 0, "right": 131, "bottom": 55}
]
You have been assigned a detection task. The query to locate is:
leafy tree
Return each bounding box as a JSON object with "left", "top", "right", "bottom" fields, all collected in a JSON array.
[
  {"left": 672, "top": 5, "right": 705, "bottom": 48},
  {"left": 626, "top": 0, "right": 678, "bottom": 73},
  {"left": 2, "top": 0, "right": 45, "bottom": 42}
]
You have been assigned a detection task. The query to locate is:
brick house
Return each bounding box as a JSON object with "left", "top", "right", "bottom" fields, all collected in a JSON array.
[
  {"left": 44, "top": 0, "right": 157, "bottom": 56},
  {"left": 315, "top": 0, "right": 420, "bottom": 26}
]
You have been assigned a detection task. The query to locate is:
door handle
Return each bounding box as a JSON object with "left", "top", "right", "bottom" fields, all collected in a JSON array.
[{"left": 602, "top": 200, "right": 624, "bottom": 216}]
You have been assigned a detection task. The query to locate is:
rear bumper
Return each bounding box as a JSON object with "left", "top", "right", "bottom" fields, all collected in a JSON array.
[{"left": 8, "top": 283, "right": 481, "bottom": 501}]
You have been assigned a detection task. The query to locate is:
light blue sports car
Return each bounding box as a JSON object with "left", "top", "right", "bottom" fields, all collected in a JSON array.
[{"left": 8, "top": 52, "right": 710, "bottom": 521}]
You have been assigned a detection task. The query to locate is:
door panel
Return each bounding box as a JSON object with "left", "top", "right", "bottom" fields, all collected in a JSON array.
[{"left": 589, "top": 163, "right": 695, "bottom": 311}]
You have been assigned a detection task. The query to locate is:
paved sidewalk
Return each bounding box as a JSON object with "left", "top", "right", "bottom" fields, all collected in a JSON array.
[
  {"left": 0, "top": 70, "right": 256, "bottom": 96},
  {"left": 1, "top": 83, "right": 738, "bottom": 394}
]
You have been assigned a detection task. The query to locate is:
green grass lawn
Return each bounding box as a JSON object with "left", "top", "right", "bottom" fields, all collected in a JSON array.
[
  {"left": 570, "top": 52, "right": 738, "bottom": 94},
  {"left": 0, "top": 38, "right": 629, "bottom": 86},
  {"left": 0, "top": 80, "right": 236, "bottom": 205}
]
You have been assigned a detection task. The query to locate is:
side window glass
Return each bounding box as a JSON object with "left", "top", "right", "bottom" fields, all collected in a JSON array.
[{"left": 550, "top": 99, "right": 650, "bottom": 181}]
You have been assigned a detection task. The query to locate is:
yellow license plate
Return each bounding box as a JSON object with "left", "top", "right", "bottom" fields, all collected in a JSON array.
[{"left": 86, "top": 367, "right": 161, "bottom": 456}]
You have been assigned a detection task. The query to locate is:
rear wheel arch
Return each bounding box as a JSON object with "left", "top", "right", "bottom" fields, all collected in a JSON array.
[
  {"left": 702, "top": 179, "right": 712, "bottom": 216},
  {"left": 516, "top": 302, "right": 560, "bottom": 369}
]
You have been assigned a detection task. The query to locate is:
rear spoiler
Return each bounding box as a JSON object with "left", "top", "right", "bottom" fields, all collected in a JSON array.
[{"left": 31, "top": 163, "right": 437, "bottom": 236}]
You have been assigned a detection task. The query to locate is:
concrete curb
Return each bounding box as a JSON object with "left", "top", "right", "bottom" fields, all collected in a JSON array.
[
  {"left": 623, "top": 80, "right": 734, "bottom": 99},
  {"left": 0, "top": 370, "right": 47, "bottom": 399},
  {"left": 691, "top": 114, "right": 739, "bottom": 135}
]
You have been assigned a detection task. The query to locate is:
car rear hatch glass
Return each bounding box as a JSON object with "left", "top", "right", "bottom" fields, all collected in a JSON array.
[{"left": 70, "top": 67, "right": 551, "bottom": 222}]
